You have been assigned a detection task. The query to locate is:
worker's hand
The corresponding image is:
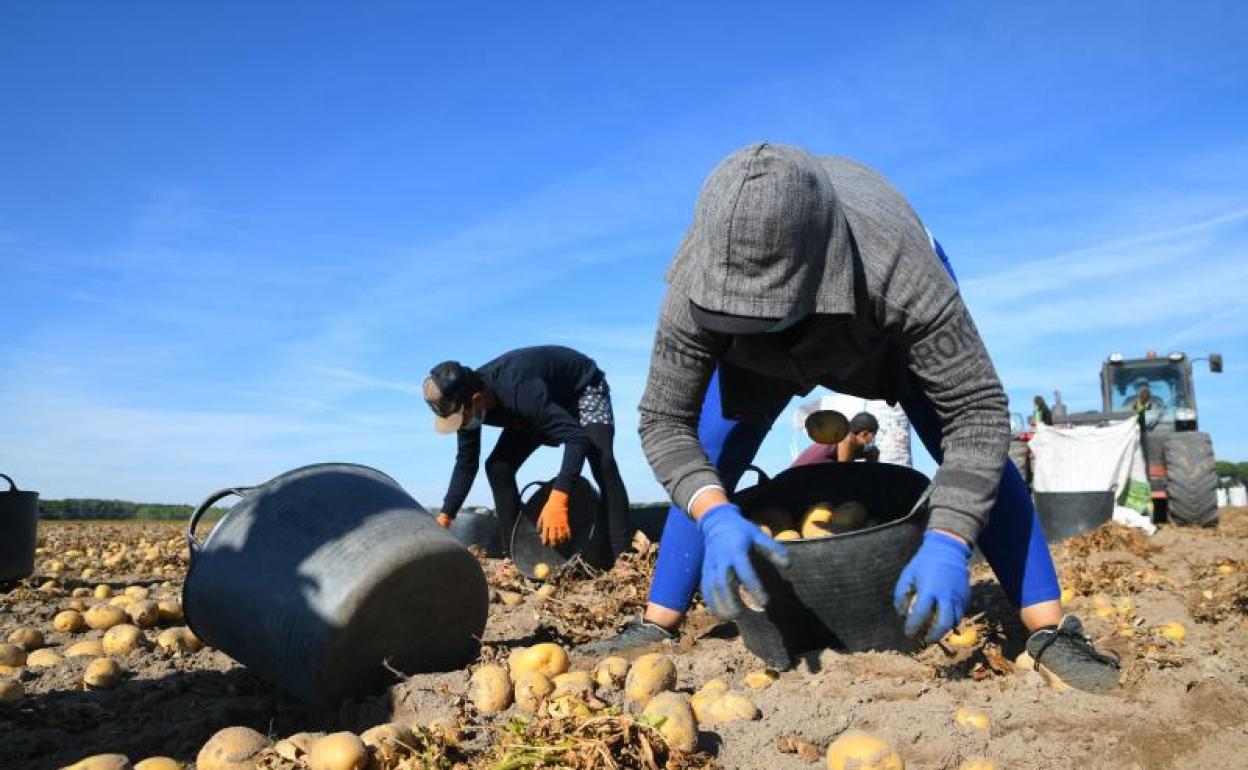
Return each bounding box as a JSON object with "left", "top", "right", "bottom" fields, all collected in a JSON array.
[
  {"left": 538, "top": 489, "right": 572, "bottom": 546},
  {"left": 698, "top": 502, "right": 790, "bottom": 620},
  {"left": 893, "top": 530, "right": 972, "bottom": 643},
  {"left": 435, "top": 512, "right": 453, "bottom": 529}
]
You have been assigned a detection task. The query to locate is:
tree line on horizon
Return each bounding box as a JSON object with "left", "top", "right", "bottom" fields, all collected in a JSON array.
[{"left": 37, "top": 499, "right": 226, "bottom": 520}]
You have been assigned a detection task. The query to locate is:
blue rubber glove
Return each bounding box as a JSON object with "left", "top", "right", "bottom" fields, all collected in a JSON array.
[
  {"left": 698, "top": 502, "right": 790, "bottom": 620},
  {"left": 893, "top": 530, "right": 972, "bottom": 643}
]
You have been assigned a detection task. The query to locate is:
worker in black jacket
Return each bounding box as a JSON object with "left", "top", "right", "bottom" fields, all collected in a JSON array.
[{"left": 423, "top": 345, "right": 630, "bottom": 559}]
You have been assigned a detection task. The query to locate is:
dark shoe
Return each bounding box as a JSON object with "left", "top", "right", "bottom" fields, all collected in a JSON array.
[
  {"left": 1026, "top": 615, "right": 1120, "bottom": 693},
  {"left": 578, "top": 617, "right": 674, "bottom": 656}
]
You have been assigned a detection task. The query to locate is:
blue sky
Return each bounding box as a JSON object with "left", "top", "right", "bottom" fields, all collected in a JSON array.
[{"left": 2, "top": 2, "right": 1246, "bottom": 507}]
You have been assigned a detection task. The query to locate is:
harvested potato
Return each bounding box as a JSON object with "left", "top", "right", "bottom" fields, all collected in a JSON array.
[
  {"left": 593, "top": 656, "right": 629, "bottom": 689},
  {"left": 801, "top": 504, "right": 835, "bottom": 539},
  {"left": 1060, "top": 587, "right": 1075, "bottom": 605},
  {"left": 26, "top": 648, "right": 62, "bottom": 668},
  {"left": 134, "top": 758, "right": 185, "bottom": 770},
  {"left": 273, "top": 732, "right": 322, "bottom": 761},
  {"left": 689, "top": 679, "right": 730, "bottom": 723},
  {"left": 109, "top": 595, "right": 134, "bottom": 608},
  {"left": 470, "top": 664, "right": 513, "bottom": 714},
  {"left": 55, "top": 609, "right": 87, "bottom": 633},
  {"left": 124, "top": 585, "right": 150, "bottom": 600},
  {"left": 958, "top": 759, "right": 995, "bottom": 770},
  {"left": 825, "top": 730, "right": 904, "bottom": 770},
  {"left": 0, "top": 665, "right": 18, "bottom": 677},
  {"left": 67, "top": 639, "right": 107, "bottom": 658},
  {"left": 625, "top": 653, "right": 676, "bottom": 706},
  {"left": 535, "top": 584, "right": 556, "bottom": 600},
  {"left": 0, "top": 643, "right": 26, "bottom": 667},
  {"left": 533, "top": 562, "right": 551, "bottom": 581},
  {"left": 0, "top": 678, "right": 22, "bottom": 702},
  {"left": 498, "top": 590, "right": 523, "bottom": 606},
  {"left": 832, "top": 501, "right": 868, "bottom": 530},
  {"left": 954, "top": 706, "right": 991, "bottom": 733},
  {"left": 307, "top": 732, "right": 368, "bottom": 770},
  {"left": 702, "top": 691, "right": 759, "bottom": 725},
  {"left": 513, "top": 670, "right": 553, "bottom": 712},
  {"left": 774, "top": 530, "right": 803, "bottom": 542},
  {"left": 1217, "top": 564, "right": 1235, "bottom": 575},
  {"left": 751, "top": 507, "right": 797, "bottom": 533},
  {"left": 1158, "top": 622, "right": 1187, "bottom": 642},
  {"left": 156, "top": 628, "right": 204, "bottom": 654},
  {"left": 547, "top": 693, "right": 592, "bottom": 718},
  {"left": 127, "top": 600, "right": 160, "bottom": 629},
  {"left": 806, "top": 409, "right": 849, "bottom": 444},
  {"left": 103, "top": 624, "right": 149, "bottom": 655},
  {"left": 67, "top": 597, "right": 90, "bottom": 610},
  {"left": 197, "top": 726, "right": 271, "bottom": 770},
  {"left": 62, "top": 755, "right": 133, "bottom": 770},
  {"left": 552, "top": 670, "right": 594, "bottom": 697},
  {"left": 743, "top": 669, "right": 777, "bottom": 689},
  {"left": 360, "top": 722, "right": 414, "bottom": 750},
  {"left": 85, "top": 604, "right": 128, "bottom": 631},
  {"left": 84, "top": 657, "right": 122, "bottom": 689},
  {"left": 642, "top": 692, "right": 698, "bottom": 752},
  {"left": 7, "top": 627, "right": 45, "bottom": 650},
  {"left": 510, "top": 642, "right": 570, "bottom": 679},
  {"left": 945, "top": 625, "right": 979, "bottom": 648},
  {"left": 157, "top": 601, "right": 184, "bottom": 624},
  {"left": 1014, "top": 651, "right": 1035, "bottom": 671}
]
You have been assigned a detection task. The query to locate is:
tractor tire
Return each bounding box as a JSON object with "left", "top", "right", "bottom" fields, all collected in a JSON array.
[
  {"left": 1163, "top": 432, "right": 1219, "bottom": 527},
  {"left": 1008, "top": 438, "right": 1032, "bottom": 487}
]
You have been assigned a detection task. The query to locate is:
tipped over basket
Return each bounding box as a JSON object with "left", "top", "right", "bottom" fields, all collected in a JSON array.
[
  {"left": 732, "top": 462, "right": 931, "bottom": 670},
  {"left": 183, "top": 463, "right": 488, "bottom": 705}
]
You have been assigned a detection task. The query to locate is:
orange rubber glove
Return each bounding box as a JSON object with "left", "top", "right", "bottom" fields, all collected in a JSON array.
[
  {"left": 436, "top": 512, "right": 453, "bottom": 529},
  {"left": 538, "top": 489, "right": 572, "bottom": 546}
]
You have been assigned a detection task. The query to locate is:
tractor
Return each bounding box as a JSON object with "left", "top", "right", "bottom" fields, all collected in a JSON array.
[{"left": 1027, "top": 350, "right": 1224, "bottom": 526}]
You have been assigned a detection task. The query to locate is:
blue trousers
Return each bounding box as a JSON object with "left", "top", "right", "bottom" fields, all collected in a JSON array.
[{"left": 649, "top": 240, "right": 1059, "bottom": 612}]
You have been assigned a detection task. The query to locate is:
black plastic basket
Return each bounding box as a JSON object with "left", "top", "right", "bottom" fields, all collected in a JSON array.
[
  {"left": 731, "top": 462, "right": 931, "bottom": 670},
  {"left": 510, "top": 476, "right": 609, "bottom": 579},
  {"left": 1033, "top": 491, "right": 1114, "bottom": 543}
]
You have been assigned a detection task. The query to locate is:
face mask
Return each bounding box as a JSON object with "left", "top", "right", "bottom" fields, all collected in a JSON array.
[{"left": 461, "top": 402, "right": 484, "bottom": 431}]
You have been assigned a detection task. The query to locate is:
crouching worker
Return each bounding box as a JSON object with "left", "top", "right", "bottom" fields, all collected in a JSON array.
[
  {"left": 581, "top": 143, "right": 1119, "bottom": 693},
  {"left": 793, "top": 410, "right": 880, "bottom": 467},
  {"left": 424, "top": 345, "right": 631, "bottom": 559}
]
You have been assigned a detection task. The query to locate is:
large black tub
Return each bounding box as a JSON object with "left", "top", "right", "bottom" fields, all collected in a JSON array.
[
  {"left": 1033, "top": 491, "right": 1114, "bottom": 543},
  {"left": 732, "top": 462, "right": 930, "bottom": 670}
]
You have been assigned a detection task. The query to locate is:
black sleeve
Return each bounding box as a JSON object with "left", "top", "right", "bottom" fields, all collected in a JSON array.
[
  {"left": 514, "top": 378, "right": 591, "bottom": 494},
  {"left": 441, "top": 428, "right": 482, "bottom": 516}
]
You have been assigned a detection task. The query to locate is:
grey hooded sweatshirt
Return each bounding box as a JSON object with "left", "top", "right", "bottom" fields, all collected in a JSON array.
[{"left": 638, "top": 143, "right": 1009, "bottom": 543}]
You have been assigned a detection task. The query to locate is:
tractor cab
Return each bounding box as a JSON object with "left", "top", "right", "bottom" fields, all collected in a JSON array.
[{"left": 1100, "top": 351, "right": 1217, "bottom": 432}]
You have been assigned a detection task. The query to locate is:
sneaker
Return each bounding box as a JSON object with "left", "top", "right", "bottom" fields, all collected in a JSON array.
[
  {"left": 578, "top": 617, "right": 674, "bottom": 656},
  {"left": 1025, "top": 615, "right": 1121, "bottom": 693}
]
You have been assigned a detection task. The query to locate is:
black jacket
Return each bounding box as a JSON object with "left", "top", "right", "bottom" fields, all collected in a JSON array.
[{"left": 442, "top": 346, "right": 604, "bottom": 514}]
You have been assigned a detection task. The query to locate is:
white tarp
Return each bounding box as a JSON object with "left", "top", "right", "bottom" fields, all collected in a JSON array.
[
  {"left": 1029, "top": 418, "right": 1151, "bottom": 513},
  {"left": 792, "top": 394, "right": 912, "bottom": 467}
]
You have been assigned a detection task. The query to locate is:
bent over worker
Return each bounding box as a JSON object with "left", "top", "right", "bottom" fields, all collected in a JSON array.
[
  {"left": 424, "top": 345, "right": 630, "bottom": 559},
  {"left": 582, "top": 143, "right": 1119, "bottom": 693}
]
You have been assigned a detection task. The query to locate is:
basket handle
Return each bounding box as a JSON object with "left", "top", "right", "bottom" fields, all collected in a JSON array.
[
  {"left": 905, "top": 483, "right": 935, "bottom": 520},
  {"left": 0, "top": 474, "right": 17, "bottom": 492},
  {"left": 738, "top": 465, "right": 771, "bottom": 489},
  {"left": 519, "top": 480, "right": 547, "bottom": 505},
  {"left": 186, "top": 487, "right": 253, "bottom": 553}
]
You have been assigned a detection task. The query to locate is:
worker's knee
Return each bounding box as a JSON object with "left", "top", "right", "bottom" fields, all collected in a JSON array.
[{"left": 484, "top": 456, "right": 517, "bottom": 485}]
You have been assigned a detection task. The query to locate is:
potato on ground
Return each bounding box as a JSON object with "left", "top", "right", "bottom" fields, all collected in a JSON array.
[
  {"left": 360, "top": 722, "right": 414, "bottom": 750},
  {"left": 54, "top": 609, "right": 87, "bottom": 633},
  {"left": 513, "top": 670, "right": 553, "bottom": 712},
  {"left": 0, "top": 643, "right": 26, "bottom": 668},
  {"left": 954, "top": 706, "right": 991, "bottom": 733},
  {"left": 85, "top": 604, "right": 128, "bottom": 631},
  {"left": 67, "top": 639, "right": 106, "bottom": 658},
  {"left": 625, "top": 653, "right": 677, "bottom": 706},
  {"left": 7, "top": 627, "right": 45, "bottom": 650},
  {"left": 552, "top": 670, "right": 593, "bottom": 697},
  {"left": 689, "top": 679, "right": 729, "bottom": 723},
  {"left": 0, "top": 678, "right": 23, "bottom": 702},
  {"left": 825, "top": 730, "right": 904, "bottom": 770},
  {"left": 196, "top": 726, "right": 271, "bottom": 770},
  {"left": 509, "top": 642, "right": 570, "bottom": 679},
  {"left": 84, "top": 658, "right": 122, "bottom": 689},
  {"left": 62, "top": 755, "right": 133, "bottom": 770},
  {"left": 642, "top": 691, "right": 698, "bottom": 752},
  {"left": 700, "top": 691, "right": 760, "bottom": 725},
  {"left": 470, "top": 664, "right": 513, "bottom": 714},
  {"left": 134, "top": 759, "right": 184, "bottom": 770},
  {"left": 26, "top": 648, "right": 62, "bottom": 668},
  {"left": 307, "top": 732, "right": 368, "bottom": 770},
  {"left": 156, "top": 628, "right": 203, "bottom": 654},
  {"left": 126, "top": 600, "right": 160, "bottom": 629},
  {"left": 103, "top": 624, "right": 149, "bottom": 655},
  {"left": 593, "top": 656, "right": 629, "bottom": 689}
]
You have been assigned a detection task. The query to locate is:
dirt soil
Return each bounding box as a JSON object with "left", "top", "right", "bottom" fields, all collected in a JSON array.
[{"left": 3, "top": 510, "right": 1247, "bottom": 770}]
